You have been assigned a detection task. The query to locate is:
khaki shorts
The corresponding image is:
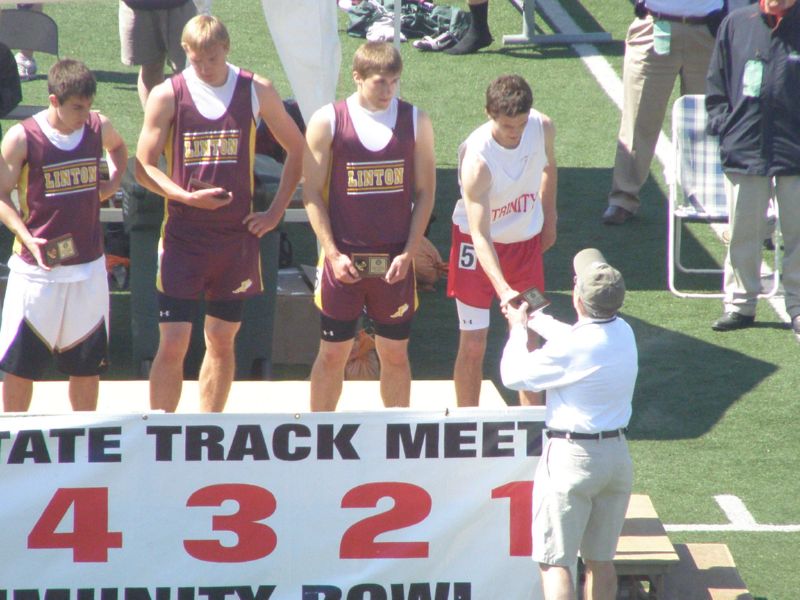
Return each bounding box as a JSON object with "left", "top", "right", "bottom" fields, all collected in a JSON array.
[
  {"left": 118, "top": 0, "right": 196, "bottom": 69},
  {"left": 532, "top": 435, "right": 633, "bottom": 566}
]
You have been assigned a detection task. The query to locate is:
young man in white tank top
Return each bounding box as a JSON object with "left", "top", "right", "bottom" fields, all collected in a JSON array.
[{"left": 447, "top": 74, "right": 557, "bottom": 407}]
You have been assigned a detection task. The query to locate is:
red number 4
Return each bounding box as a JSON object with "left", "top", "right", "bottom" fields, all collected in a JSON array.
[{"left": 28, "top": 488, "right": 123, "bottom": 562}]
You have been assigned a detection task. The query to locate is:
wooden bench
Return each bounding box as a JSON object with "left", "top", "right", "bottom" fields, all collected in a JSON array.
[
  {"left": 612, "top": 494, "right": 680, "bottom": 600},
  {"left": 663, "top": 543, "right": 753, "bottom": 600}
]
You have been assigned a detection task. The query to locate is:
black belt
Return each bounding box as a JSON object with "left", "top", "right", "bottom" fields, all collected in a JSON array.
[
  {"left": 646, "top": 10, "right": 709, "bottom": 25},
  {"left": 546, "top": 428, "right": 627, "bottom": 441}
]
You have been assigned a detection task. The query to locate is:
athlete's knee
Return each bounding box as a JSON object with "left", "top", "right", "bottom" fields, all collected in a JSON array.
[
  {"left": 204, "top": 319, "right": 239, "bottom": 355},
  {"left": 375, "top": 341, "right": 409, "bottom": 369},
  {"left": 314, "top": 340, "right": 352, "bottom": 370},
  {"left": 458, "top": 331, "right": 488, "bottom": 363},
  {"left": 156, "top": 326, "right": 192, "bottom": 363}
]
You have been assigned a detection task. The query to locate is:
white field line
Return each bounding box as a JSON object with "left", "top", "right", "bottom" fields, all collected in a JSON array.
[
  {"left": 535, "top": 0, "right": 789, "bottom": 322},
  {"left": 664, "top": 495, "right": 800, "bottom": 533}
]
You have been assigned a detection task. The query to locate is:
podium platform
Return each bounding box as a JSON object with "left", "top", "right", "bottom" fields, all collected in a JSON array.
[{"left": 24, "top": 379, "right": 507, "bottom": 414}]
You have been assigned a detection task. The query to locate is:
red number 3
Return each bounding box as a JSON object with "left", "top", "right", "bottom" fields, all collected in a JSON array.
[{"left": 184, "top": 483, "right": 277, "bottom": 563}]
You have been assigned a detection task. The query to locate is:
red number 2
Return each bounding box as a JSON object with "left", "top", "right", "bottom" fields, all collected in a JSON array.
[
  {"left": 340, "top": 482, "right": 431, "bottom": 559},
  {"left": 28, "top": 487, "right": 123, "bottom": 562},
  {"left": 184, "top": 483, "right": 277, "bottom": 563}
]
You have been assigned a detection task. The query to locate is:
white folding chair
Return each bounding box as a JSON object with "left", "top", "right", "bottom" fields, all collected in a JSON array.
[{"left": 667, "top": 94, "right": 780, "bottom": 298}]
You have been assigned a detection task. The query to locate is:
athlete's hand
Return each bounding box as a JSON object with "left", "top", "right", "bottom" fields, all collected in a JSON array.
[
  {"left": 23, "top": 237, "right": 50, "bottom": 271},
  {"left": 498, "top": 287, "right": 520, "bottom": 309},
  {"left": 186, "top": 187, "right": 233, "bottom": 210},
  {"left": 385, "top": 252, "right": 411, "bottom": 284},
  {"left": 330, "top": 252, "right": 361, "bottom": 284},
  {"left": 98, "top": 179, "right": 121, "bottom": 203},
  {"left": 243, "top": 207, "right": 282, "bottom": 238}
]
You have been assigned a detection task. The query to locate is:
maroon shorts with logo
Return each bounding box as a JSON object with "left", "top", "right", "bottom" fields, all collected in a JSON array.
[
  {"left": 315, "top": 252, "right": 417, "bottom": 326},
  {"left": 157, "top": 219, "right": 262, "bottom": 301}
]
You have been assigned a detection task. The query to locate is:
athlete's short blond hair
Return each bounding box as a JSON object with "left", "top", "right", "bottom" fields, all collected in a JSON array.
[
  {"left": 181, "top": 14, "right": 230, "bottom": 53},
  {"left": 352, "top": 42, "right": 403, "bottom": 79}
]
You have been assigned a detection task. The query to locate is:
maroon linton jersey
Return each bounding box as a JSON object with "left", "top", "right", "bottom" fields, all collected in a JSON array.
[
  {"left": 165, "top": 68, "right": 256, "bottom": 227},
  {"left": 327, "top": 98, "right": 415, "bottom": 255},
  {"left": 16, "top": 112, "right": 103, "bottom": 266}
]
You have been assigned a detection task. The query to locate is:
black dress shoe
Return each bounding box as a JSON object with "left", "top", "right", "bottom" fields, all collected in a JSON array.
[
  {"left": 712, "top": 312, "right": 755, "bottom": 331},
  {"left": 601, "top": 205, "right": 634, "bottom": 225},
  {"left": 791, "top": 315, "right": 800, "bottom": 342}
]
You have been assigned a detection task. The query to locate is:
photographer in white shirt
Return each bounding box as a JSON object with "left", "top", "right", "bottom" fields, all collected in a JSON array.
[{"left": 500, "top": 248, "right": 638, "bottom": 600}]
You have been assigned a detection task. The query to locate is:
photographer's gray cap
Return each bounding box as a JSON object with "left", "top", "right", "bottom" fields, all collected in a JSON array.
[{"left": 573, "top": 248, "right": 625, "bottom": 316}]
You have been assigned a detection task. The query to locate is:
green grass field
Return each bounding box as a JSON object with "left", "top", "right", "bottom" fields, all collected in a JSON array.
[{"left": 2, "top": 0, "right": 799, "bottom": 597}]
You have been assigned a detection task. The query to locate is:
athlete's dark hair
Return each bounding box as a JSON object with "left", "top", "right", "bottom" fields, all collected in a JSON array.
[
  {"left": 485, "top": 74, "right": 533, "bottom": 118},
  {"left": 48, "top": 59, "right": 96, "bottom": 104}
]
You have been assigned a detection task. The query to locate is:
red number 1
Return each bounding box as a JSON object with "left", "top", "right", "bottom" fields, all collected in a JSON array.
[
  {"left": 28, "top": 487, "right": 123, "bottom": 562},
  {"left": 492, "top": 481, "right": 533, "bottom": 556}
]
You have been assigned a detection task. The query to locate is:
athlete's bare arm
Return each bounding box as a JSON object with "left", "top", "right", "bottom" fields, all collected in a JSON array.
[
  {"left": 243, "top": 75, "right": 304, "bottom": 238},
  {"left": 461, "top": 149, "right": 517, "bottom": 305},
  {"left": 385, "top": 109, "right": 436, "bottom": 285},
  {"left": 539, "top": 114, "right": 557, "bottom": 252},
  {"left": 302, "top": 107, "right": 360, "bottom": 283},
  {"left": 98, "top": 114, "right": 128, "bottom": 202},
  {"left": 135, "top": 80, "right": 232, "bottom": 211},
  {"left": 0, "top": 125, "right": 48, "bottom": 268}
]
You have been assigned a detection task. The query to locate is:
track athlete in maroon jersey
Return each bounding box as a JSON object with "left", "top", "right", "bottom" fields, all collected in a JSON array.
[
  {"left": 448, "top": 75, "right": 557, "bottom": 407},
  {"left": 303, "top": 42, "right": 436, "bottom": 412},
  {"left": 136, "top": 15, "right": 303, "bottom": 413},
  {"left": 0, "top": 59, "right": 127, "bottom": 412}
]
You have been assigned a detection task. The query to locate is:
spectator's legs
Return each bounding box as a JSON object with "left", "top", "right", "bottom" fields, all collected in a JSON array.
[
  {"left": 309, "top": 338, "right": 354, "bottom": 412},
  {"left": 198, "top": 315, "right": 240, "bottom": 413},
  {"left": 68, "top": 375, "right": 99, "bottom": 411},
  {"left": 454, "top": 327, "right": 487, "bottom": 407},
  {"left": 723, "top": 173, "right": 771, "bottom": 316},
  {"left": 445, "top": 0, "right": 493, "bottom": 55},
  {"left": 775, "top": 176, "right": 800, "bottom": 319},
  {"left": 677, "top": 23, "right": 716, "bottom": 96},
  {"left": 3, "top": 373, "right": 33, "bottom": 412},
  {"left": 15, "top": 3, "right": 43, "bottom": 80},
  {"left": 608, "top": 17, "right": 680, "bottom": 214},
  {"left": 539, "top": 563, "right": 574, "bottom": 600},
  {"left": 583, "top": 560, "right": 618, "bottom": 600},
  {"left": 138, "top": 60, "right": 166, "bottom": 109},
  {"left": 374, "top": 335, "right": 410, "bottom": 408},
  {"left": 149, "top": 321, "right": 192, "bottom": 412}
]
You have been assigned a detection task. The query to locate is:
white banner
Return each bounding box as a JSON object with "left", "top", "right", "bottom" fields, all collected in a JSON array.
[{"left": 0, "top": 409, "right": 545, "bottom": 599}]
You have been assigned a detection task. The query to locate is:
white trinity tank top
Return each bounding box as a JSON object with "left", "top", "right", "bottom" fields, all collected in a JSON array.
[{"left": 451, "top": 109, "right": 547, "bottom": 244}]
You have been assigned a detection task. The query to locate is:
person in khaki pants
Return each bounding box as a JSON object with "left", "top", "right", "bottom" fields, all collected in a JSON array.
[
  {"left": 706, "top": 0, "right": 800, "bottom": 335},
  {"left": 602, "top": 0, "right": 724, "bottom": 225}
]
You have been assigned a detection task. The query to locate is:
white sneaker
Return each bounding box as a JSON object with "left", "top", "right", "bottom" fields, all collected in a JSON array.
[{"left": 15, "top": 53, "right": 37, "bottom": 81}]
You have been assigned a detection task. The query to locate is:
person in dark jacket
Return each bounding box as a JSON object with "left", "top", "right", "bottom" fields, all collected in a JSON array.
[
  {"left": 0, "top": 41, "right": 22, "bottom": 138},
  {"left": 706, "top": 0, "right": 800, "bottom": 337}
]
